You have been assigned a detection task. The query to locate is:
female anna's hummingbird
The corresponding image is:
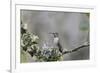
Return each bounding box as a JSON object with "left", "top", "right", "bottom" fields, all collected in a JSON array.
[{"left": 50, "top": 33, "right": 63, "bottom": 53}]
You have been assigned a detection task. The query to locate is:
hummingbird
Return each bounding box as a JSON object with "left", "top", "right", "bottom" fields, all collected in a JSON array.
[{"left": 49, "top": 32, "right": 63, "bottom": 53}]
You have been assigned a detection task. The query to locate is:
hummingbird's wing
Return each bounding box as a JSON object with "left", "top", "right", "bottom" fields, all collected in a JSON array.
[{"left": 57, "top": 42, "right": 63, "bottom": 53}]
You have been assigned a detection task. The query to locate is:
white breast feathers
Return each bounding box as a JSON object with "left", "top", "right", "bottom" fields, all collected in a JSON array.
[{"left": 54, "top": 37, "right": 59, "bottom": 44}]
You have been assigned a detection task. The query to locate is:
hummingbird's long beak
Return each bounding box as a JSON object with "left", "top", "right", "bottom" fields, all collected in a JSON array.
[
  {"left": 48, "top": 33, "right": 55, "bottom": 36},
  {"left": 48, "top": 32, "right": 54, "bottom": 34},
  {"left": 48, "top": 32, "right": 57, "bottom": 34}
]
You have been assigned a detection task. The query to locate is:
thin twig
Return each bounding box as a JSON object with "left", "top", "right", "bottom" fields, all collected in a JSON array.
[{"left": 62, "top": 44, "right": 89, "bottom": 55}]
